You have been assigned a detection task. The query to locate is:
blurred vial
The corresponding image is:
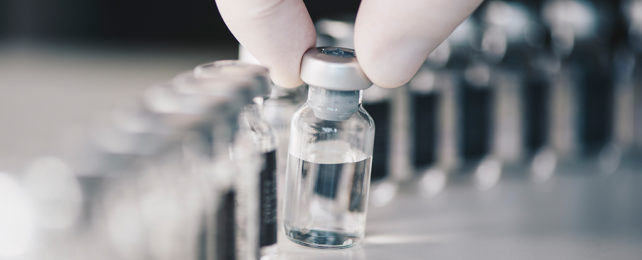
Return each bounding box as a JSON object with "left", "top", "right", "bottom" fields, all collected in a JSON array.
[
  {"left": 171, "top": 72, "right": 256, "bottom": 260},
  {"left": 193, "top": 60, "right": 279, "bottom": 257},
  {"left": 461, "top": 59, "right": 506, "bottom": 189},
  {"left": 596, "top": 49, "right": 637, "bottom": 174},
  {"left": 491, "top": 70, "right": 525, "bottom": 165},
  {"left": 547, "top": 59, "right": 581, "bottom": 159},
  {"left": 523, "top": 56, "right": 554, "bottom": 165},
  {"left": 434, "top": 71, "right": 461, "bottom": 171},
  {"left": 461, "top": 60, "right": 494, "bottom": 164},
  {"left": 480, "top": 1, "right": 547, "bottom": 167},
  {"left": 487, "top": 1, "right": 554, "bottom": 170},
  {"left": 111, "top": 79, "right": 232, "bottom": 260},
  {"left": 284, "top": 47, "right": 375, "bottom": 248},
  {"left": 543, "top": 0, "right": 615, "bottom": 157},
  {"left": 237, "top": 105, "right": 278, "bottom": 255}
]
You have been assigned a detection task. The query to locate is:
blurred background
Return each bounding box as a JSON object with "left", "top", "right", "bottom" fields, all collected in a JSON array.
[{"left": 1, "top": 0, "right": 642, "bottom": 259}]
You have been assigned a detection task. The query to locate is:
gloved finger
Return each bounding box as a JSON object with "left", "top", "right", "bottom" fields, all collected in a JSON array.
[
  {"left": 215, "top": 0, "right": 316, "bottom": 87},
  {"left": 354, "top": 0, "right": 483, "bottom": 88}
]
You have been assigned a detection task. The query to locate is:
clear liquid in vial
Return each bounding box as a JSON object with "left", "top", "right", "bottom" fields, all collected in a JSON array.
[{"left": 283, "top": 141, "right": 372, "bottom": 248}]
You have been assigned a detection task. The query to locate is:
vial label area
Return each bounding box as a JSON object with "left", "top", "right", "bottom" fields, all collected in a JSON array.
[{"left": 259, "top": 150, "right": 277, "bottom": 247}]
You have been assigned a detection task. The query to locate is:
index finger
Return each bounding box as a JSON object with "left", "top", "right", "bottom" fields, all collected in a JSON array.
[{"left": 354, "top": 0, "right": 482, "bottom": 88}]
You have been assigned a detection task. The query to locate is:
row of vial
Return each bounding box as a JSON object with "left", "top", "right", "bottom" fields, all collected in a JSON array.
[
  {"left": 0, "top": 45, "right": 380, "bottom": 257},
  {"left": 0, "top": 61, "right": 291, "bottom": 259}
]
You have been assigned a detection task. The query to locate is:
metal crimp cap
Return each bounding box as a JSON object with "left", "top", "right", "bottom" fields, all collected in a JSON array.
[{"left": 300, "top": 47, "right": 372, "bottom": 91}]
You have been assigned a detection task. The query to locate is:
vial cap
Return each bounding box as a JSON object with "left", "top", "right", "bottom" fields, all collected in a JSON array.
[{"left": 300, "top": 47, "right": 372, "bottom": 91}]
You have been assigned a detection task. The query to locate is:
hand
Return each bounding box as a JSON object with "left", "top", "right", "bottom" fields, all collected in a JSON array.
[{"left": 215, "top": 0, "right": 482, "bottom": 88}]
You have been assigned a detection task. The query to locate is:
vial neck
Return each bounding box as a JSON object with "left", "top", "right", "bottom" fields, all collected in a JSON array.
[{"left": 307, "top": 85, "right": 362, "bottom": 121}]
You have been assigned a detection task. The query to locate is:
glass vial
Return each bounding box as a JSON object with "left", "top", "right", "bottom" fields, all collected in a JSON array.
[
  {"left": 170, "top": 73, "right": 252, "bottom": 260},
  {"left": 284, "top": 47, "right": 375, "bottom": 249},
  {"left": 193, "top": 60, "right": 279, "bottom": 257},
  {"left": 237, "top": 104, "right": 278, "bottom": 253}
]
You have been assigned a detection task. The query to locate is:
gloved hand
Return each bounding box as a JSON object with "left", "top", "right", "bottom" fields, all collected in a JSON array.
[{"left": 215, "top": 0, "right": 482, "bottom": 88}]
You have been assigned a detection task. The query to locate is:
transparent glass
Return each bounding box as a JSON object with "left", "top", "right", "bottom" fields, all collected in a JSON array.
[{"left": 283, "top": 87, "right": 375, "bottom": 249}]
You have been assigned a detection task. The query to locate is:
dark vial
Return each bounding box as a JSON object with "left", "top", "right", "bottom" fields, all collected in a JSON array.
[
  {"left": 524, "top": 69, "right": 550, "bottom": 155},
  {"left": 259, "top": 150, "right": 277, "bottom": 247},
  {"left": 573, "top": 55, "right": 614, "bottom": 154},
  {"left": 412, "top": 92, "right": 439, "bottom": 169},
  {"left": 461, "top": 77, "right": 493, "bottom": 162}
]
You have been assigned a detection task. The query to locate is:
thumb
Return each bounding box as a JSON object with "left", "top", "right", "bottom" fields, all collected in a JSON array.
[
  {"left": 354, "top": 0, "right": 482, "bottom": 88},
  {"left": 215, "top": 0, "right": 316, "bottom": 87}
]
